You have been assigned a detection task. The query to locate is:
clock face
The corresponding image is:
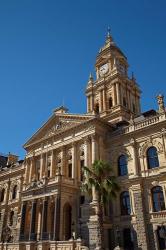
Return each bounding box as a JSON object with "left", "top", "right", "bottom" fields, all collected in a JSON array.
[{"left": 99, "top": 63, "right": 109, "bottom": 76}]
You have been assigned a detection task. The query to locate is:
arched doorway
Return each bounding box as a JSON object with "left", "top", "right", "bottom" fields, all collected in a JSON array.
[{"left": 63, "top": 203, "right": 72, "bottom": 240}]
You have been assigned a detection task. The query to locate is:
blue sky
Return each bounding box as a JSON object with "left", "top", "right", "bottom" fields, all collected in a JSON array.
[{"left": 0, "top": 0, "right": 166, "bottom": 158}]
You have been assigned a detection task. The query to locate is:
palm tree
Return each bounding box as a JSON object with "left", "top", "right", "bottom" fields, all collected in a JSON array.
[{"left": 82, "top": 160, "right": 120, "bottom": 250}]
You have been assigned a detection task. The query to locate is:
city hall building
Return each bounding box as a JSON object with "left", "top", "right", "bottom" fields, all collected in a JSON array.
[{"left": 0, "top": 33, "right": 166, "bottom": 250}]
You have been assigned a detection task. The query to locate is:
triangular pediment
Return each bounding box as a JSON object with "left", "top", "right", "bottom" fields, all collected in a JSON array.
[{"left": 24, "top": 113, "right": 93, "bottom": 149}]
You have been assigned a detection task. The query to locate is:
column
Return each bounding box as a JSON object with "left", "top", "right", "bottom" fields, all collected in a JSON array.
[
  {"left": 29, "top": 158, "right": 33, "bottom": 183},
  {"left": 41, "top": 198, "right": 48, "bottom": 240},
  {"left": 53, "top": 195, "right": 61, "bottom": 241},
  {"left": 130, "top": 139, "right": 139, "bottom": 176},
  {"left": 99, "top": 91, "right": 103, "bottom": 112},
  {"left": 19, "top": 202, "right": 27, "bottom": 240},
  {"left": 40, "top": 154, "right": 44, "bottom": 179},
  {"left": 91, "top": 135, "right": 99, "bottom": 163},
  {"left": 90, "top": 95, "right": 94, "bottom": 113},
  {"left": 61, "top": 147, "right": 65, "bottom": 176},
  {"left": 116, "top": 83, "right": 120, "bottom": 105},
  {"left": 72, "top": 143, "right": 76, "bottom": 179},
  {"left": 29, "top": 200, "right": 37, "bottom": 241},
  {"left": 91, "top": 135, "right": 98, "bottom": 202},
  {"left": 112, "top": 84, "right": 116, "bottom": 106},
  {"left": 103, "top": 89, "right": 106, "bottom": 111},
  {"left": 87, "top": 96, "right": 89, "bottom": 113},
  {"left": 120, "top": 84, "right": 123, "bottom": 105},
  {"left": 84, "top": 137, "right": 89, "bottom": 166},
  {"left": 50, "top": 150, "right": 54, "bottom": 177}
]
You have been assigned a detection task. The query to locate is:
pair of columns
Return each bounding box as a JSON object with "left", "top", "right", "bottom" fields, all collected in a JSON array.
[{"left": 19, "top": 196, "right": 61, "bottom": 241}]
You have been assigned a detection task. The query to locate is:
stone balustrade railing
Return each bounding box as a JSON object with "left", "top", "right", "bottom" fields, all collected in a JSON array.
[
  {"left": 0, "top": 239, "right": 89, "bottom": 250},
  {"left": 112, "top": 113, "right": 166, "bottom": 136}
]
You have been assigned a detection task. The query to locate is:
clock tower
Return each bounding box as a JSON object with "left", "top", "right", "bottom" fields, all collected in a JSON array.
[{"left": 86, "top": 31, "right": 141, "bottom": 124}]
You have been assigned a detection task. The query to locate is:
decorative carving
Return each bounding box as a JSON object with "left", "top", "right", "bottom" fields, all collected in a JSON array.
[
  {"left": 45, "top": 119, "right": 80, "bottom": 138},
  {"left": 152, "top": 181, "right": 159, "bottom": 186},
  {"left": 1, "top": 225, "right": 13, "bottom": 243},
  {"left": 25, "top": 176, "right": 46, "bottom": 190},
  {"left": 139, "top": 139, "right": 163, "bottom": 157}
]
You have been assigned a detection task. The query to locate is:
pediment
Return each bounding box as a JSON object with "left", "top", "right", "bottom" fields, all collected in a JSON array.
[{"left": 24, "top": 113, "right": 93, "bottom": 149}]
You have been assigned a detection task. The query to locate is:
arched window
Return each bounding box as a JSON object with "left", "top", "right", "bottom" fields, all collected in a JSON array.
[
  {"left": 147, "top": 147, "right": 159, "bottom": 169},
  {"left": 109, "top": 97, "right": 113, "bottom": 109},
  {"left": 12, "top": 185, "right": 17, "bottom": 200},
  {"left": 0, "top": 188, "right": 5, "bottom": 202},
  {"left": 118, "top": 155, "right": 128, "bottom": 176},
  {"left": 120, "top": 191, "right": 131, "bottom": 215},
  {"left": 151, "top": 186, "right": 165, "bottom": 212},
  {"left": 9, "top": 211, "right": 14, "bottom": 226}
]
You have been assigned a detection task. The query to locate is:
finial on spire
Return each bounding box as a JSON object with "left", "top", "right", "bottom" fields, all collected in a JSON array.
[
  {"left": 107, "top": 26, "right": 111, "bottom": 38},
  {"left": 105, "top": 26, "right": 113, "bottom": 44},
  {"left": 89, "top": 72, "right": 93, "bottom": 80},
  {"left": 132, "top": 72, "right": 136, "bottom": 81}
]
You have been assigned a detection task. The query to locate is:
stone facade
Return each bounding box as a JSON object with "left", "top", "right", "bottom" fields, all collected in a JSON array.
[{"left": 0, "top": 32, "right": 166, "bottom": 250}]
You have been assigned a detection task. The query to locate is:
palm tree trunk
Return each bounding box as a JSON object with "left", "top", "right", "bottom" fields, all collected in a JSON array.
[{"left": 96, "top": 195, "right": 104, "bottom": 250}]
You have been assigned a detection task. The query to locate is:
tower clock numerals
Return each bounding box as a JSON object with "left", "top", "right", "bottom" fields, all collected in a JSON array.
[{"left": 99, "top": 63, "right": 109, "bottom": 76}]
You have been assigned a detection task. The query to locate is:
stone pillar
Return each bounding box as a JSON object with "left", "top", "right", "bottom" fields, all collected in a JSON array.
[
  {"left": 84, "top": 137, "right": 89, "bottom": 167},
  {"left": 72, "top": 143, "right": 76, "bottom": 179},
  {"left": 91, "top": 135, "right": 98, "bottom": 202},
  {"left": 41, "top": 199, "right": 48, "bottom": 240},
  {"left": 99, "top": 91, "right": 103, "bottom": 112},
  {"left": 24, "top": 160, "right": 29, "bottom": 184},
  {"left": 19, "top": 202, "right": 27, "bottom": 240},
  {"left": 29, "top": 158, "right": 33, "bottom": 183},
  {"left": 90, "top": 95, "right": 94, "bottom": 113},
  {"left": 130, "top": 139, "right": 139, "bottom": 176},
  {"left": 116, "top": 83, "right": 120, "bottom": 105},
  {"left": 40, "top": 154, "right": 44, "bottom": 179},
  {"left": 131, "top": 184, "right": 148, "bottom": 250},
  {"left": 50, "top": 150, "right": 54, "bottom": 177},
  {"left": 91, "top": 135, "right": 98, "bottom": 164},
  {"left": 53, "top": 195, "right": 61, "bottom": 241},
  {"left": 61, "top": 147, "right": 65, "bottom": 176},
  {"left": 103, "top": 89, "right": 106, "bottom": 111},
  {"left": 112, "top": 83, "right": 116, "bottom": 106},
  {"left": 87, "top": 96, "right": 90, "bottom": 113},
  {"left": 29, "top": 200, "right": 37, "bottom": 241}
]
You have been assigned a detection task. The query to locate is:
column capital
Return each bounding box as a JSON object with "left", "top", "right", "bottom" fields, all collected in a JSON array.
[
  {"left": 83, "top": 136, "right": 90, "bottom": 144},
  {"left": 72, "top": 141, "right": 77, "bottom": 147},
  {"left": 91, "top": 134, "right": 98, "bottom": 142},
  {"left": 129, "top": 138, "right": 136, "bottom": 146}
]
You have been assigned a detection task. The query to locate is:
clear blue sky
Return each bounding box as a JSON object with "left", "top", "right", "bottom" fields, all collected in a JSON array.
[{"left": 0, "top": 0, "right": 166, "bottom": 158}]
